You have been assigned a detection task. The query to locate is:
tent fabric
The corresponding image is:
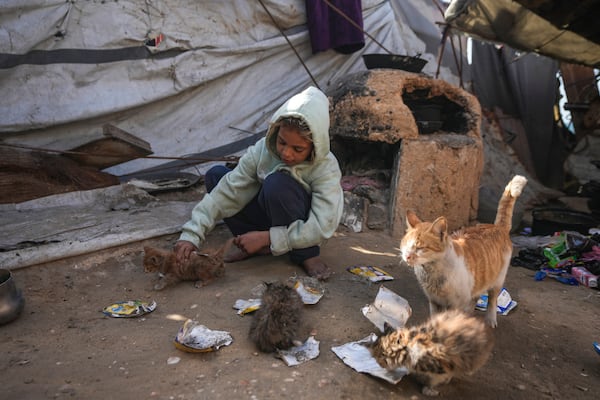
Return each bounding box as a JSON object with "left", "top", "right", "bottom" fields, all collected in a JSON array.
[
  {"left": 444, "top": 0, "right": 600, "bottom": 68},
  {"left": 470, "top": 41, "right": 560, "bottom": 183},
  {"left": 0, "top": 0, "right": 456, "bottom": 178}
]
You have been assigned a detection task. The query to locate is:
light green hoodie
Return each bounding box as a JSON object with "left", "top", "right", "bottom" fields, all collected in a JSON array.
[{"left": 179, "top": 86, "right": 344, "bottom": 255}]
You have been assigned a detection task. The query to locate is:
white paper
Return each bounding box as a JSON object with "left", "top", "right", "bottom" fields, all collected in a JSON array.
[
  {"left": 331, "top": 334, "right": 408, "bottom": 384},
  {"left": 362, "top": 286, "right": 412, "bottom": 331},
  {"left": 278, "top": 336, "right": 320, "bottom": 366}
]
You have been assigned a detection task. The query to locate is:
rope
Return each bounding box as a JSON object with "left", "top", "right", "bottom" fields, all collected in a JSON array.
[{"left": 257, "top": 0, "right": 320, "bottom": 89}]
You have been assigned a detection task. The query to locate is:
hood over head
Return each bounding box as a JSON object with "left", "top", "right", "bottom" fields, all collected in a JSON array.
[{"left": 265, "top": 86, "right": 330, "bottom": 163}]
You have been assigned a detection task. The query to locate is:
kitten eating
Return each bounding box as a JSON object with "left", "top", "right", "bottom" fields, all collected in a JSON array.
[
  {"left": 400, "top": 175, "right": 527, "bottom": 327},
  {"left": 142, "top": 245, "right": 225, "bottom": 290},
  {"left": 368, "top": 310, "right": 494, "bottom": 396}
]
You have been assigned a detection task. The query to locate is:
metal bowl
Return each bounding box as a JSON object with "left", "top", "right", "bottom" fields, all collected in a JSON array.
[{"left": 0, "top": 269, "right": 25, "bottom": 325}]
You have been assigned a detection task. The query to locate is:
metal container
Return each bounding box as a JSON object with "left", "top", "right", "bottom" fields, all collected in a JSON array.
[
  {"left": 362, "top": 54, "right": 427, "bottom": 73},
  {"left": 0, "top": 269, "right": 25, "bottom": 325},
  {"left": 531, "top": 208, "right": 598, "bottom": 236}
]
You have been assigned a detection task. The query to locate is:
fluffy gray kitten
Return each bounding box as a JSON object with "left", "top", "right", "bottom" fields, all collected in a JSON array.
[{"left": 248, "top": 281, "right": 304, "bottom": 353}]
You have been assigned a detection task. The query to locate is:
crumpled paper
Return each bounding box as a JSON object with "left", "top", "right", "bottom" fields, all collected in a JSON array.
[
  {"left": 331, "top": 334, "right": 408, "bottom": 384},
  {"left": 361, "top": 285, "right": 411, "bottom": 331},
  {"left": 277, "top": 336, "right": 320, "bottom": 366}
]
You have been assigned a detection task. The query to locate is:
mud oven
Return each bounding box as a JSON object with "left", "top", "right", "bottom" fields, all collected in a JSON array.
[{"left": 328, "top": 70, "right": 483, "bottom": 238}]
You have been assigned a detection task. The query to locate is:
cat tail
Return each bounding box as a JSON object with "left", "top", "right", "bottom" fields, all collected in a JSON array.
[{"left": 494, "top": 175, "right": 528, "bottom": 231}]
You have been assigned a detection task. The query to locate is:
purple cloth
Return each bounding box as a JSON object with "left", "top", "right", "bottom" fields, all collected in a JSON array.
[{"left": 305, "top": 0, "right": 365, "bottom": 54}]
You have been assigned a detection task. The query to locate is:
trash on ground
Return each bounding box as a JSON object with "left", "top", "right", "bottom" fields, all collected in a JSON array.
[
  {"left": 347, "top": 265, "right": 393, "bottom": 282},
  {"left": 475, "top": 288, "right": 517, "bottom": 315},
  {"left": 534, "top": 268, "right": 579, "bottom": 285},
  {"left": 513, "top": 229, "right": 600, "bottom": 290},
  {"left": 166, "top": 356, "right": 180, "bottom": 365},
  {"left": 570, "top": 266, "right": 598, "bottom": 288},
  {"left": 512, "top": 231, "right": 600, "bottom": 286},
  {"left": 331, "top": 334, "right": 408, "bottom": 384},
  {"left": 173, "top": 319, "right": 233, "bottom": 352},
  {"left": 361, "top": 285, "right": 411, "bottom": 331},
  {"left": 290, "top": 276, "right": 325, "bottom": 305},
  {"left": 511, "top": 234, "right": 557, "bottom": 250},
  {"left": 593, "top": 342, "right": 600, "bottom": 356},
  {"left": 233, "top": 298, "right": 262, "bottom": 315},
  {"left": 542, "top": 232, "right": 577, "bottom": 268},
  {"left": 235, "top": 277, "right": 325, "bottom": 313},
  {"left": 277, "top": 336, "right": 320, "bottom": 366},
  {"left": 102, "top": 300, "right": 157, "bottom": 318}
]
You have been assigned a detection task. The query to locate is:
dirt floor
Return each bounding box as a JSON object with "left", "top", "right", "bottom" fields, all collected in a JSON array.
[{"left": 2, "top": 215, "right": 600, "bottom": 400}]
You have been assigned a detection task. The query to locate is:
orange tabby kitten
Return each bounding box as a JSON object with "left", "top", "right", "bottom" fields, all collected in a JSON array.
[
  {"left": 368, "top": 310, "right": 494, "bottom": 396},
  {"left": 400, "top": 175, "right": 527, "bottom": 327},
  {"left": 143, "top": 245, "right": 225, "bottom": 290}
]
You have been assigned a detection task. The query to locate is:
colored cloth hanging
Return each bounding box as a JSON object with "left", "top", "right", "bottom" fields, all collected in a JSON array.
[{"left": 305, "top": 0, "right": 365, "bottom": 54}]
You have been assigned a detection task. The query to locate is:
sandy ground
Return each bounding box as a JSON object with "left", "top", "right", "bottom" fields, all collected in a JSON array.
[{"left": 2, "top": 219, "right": 600, "bottom": 400}]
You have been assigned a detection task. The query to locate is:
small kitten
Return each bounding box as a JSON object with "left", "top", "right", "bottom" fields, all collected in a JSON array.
[
  {"left": 368, "top": 310, "right": 494, "bottom": 396},
  {"left": 248, "top": 281, "right": 304, "bottom": 353},
  {"left": 400, "top": 175, "right": 527, "bottom": 327},
  {"left": 142, "top": 245, "right": 225, "bottom": 290}
]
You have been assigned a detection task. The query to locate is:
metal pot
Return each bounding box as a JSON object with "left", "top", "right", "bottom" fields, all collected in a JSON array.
[
  {"left": 0, "top": 268, "right": 25, "bottom": 325},
  {"left": 362, "top": 54, "right": 427, "bottom": 73}
]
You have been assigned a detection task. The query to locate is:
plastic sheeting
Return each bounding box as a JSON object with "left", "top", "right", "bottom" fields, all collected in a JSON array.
[
  {"left": 0, "top": 0, "right": 454, "bottom": 177},
  {"left": 445, "top": 0, "right": 600, "bottom": 68}
]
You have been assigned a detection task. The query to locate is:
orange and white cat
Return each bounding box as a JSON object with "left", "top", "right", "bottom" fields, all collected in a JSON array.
[{"left": 400, "top": 175, "right": 527, "bottom": 327}]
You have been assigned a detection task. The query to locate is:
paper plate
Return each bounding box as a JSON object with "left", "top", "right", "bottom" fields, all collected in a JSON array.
[
  {"left": 173, "top": 336, "right": 216, "bottom": 353},
  {"left": 174, "top": 319, "right": 233, "bottom": 353},
  {"left": 102, "top": 300, "right": 157, "bottom": 318}
]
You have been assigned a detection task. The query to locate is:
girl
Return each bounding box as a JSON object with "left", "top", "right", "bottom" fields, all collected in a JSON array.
[{"left": 174, "top": 87, "right": 343, "bottom": 280}]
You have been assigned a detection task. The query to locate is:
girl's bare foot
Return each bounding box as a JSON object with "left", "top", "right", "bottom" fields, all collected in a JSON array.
[
  {"left": 223, "top": 238, "right": 271, "bottom": 263},
  {"left": 224, "top": 247, "right": 249, "bottom": 263},
  {"left": 301, "top": 256, "right": 332, "bottom": 281}
]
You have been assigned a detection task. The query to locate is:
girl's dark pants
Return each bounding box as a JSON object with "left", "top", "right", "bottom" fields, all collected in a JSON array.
[{"left": 205, "top": 165, "right": 319, "bottom": 265}]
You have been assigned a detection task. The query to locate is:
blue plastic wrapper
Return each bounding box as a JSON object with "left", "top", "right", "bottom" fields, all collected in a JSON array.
[{"left": 534, "top": 268, "right": 579, "bottom": 285}]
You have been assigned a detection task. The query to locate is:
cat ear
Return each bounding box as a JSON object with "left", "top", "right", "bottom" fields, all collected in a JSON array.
[
  {"left": 406, "top": 210, "right": 421, "bottom": 228},
  {"left": 430, "top": 217, "right": 448, "bottom": 239}
]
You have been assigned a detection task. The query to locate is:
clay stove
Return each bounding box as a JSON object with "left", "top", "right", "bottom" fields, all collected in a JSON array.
[{"left": 327, "top": 69, "right": 484, "bottom": 238}]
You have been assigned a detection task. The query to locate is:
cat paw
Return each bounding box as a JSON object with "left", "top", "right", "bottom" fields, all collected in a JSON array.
[
  {"left": 153, "top": 283, "right": 166, "bottom": 290},
  {"left": 422, "top": 386, "right": 440, "bottom": 396},
  {"left": 485, "top": 314, "right": 498, "bottom": 328},
  {"left": 194, "top": 280, "right": 208, "bottom": 288}
]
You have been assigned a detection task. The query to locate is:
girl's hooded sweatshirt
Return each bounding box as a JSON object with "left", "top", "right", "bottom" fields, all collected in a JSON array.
[{"left": 179, "top": 86, "right": 344, "bottom": 256}]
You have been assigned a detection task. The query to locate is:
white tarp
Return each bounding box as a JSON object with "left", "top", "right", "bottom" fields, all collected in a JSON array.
[{"left": 0, "top": 0, "right": 456, "bottom": 177}]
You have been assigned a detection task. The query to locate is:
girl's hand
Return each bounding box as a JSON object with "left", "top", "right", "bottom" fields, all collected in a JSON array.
[{"left": 174, "top": 240, "right": 198, "bottom": 266}]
